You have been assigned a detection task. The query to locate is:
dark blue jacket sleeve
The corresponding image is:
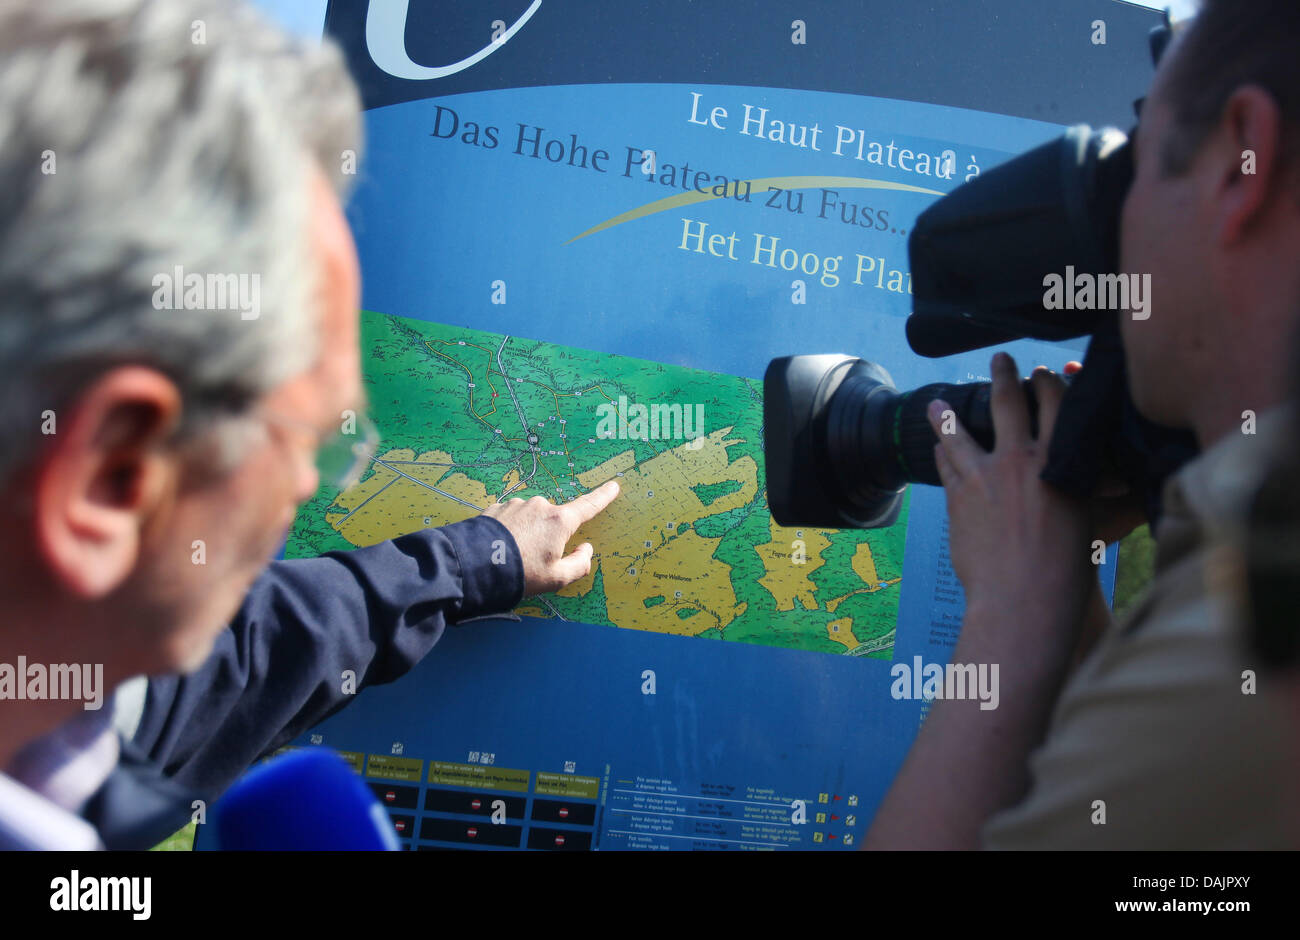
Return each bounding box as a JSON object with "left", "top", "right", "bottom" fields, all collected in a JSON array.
[{"left": 130, "top": 514, "right": 525, "bottom": 800}]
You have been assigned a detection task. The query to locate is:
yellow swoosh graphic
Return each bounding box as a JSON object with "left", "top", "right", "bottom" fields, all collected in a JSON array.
[{"left": 564, "top": 175, "right": 945, "bottom": 245}]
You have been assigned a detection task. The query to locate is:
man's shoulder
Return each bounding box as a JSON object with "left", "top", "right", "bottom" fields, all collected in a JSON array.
[
  {"left": 981, "top": 454, "right": 1294, "bottom": 848},
  {"left": 1159, "top": 404, "right": 1295, "bottom": 542},
  {"left": 984, "top": 588, "right": 1292, "bottom": 848}
]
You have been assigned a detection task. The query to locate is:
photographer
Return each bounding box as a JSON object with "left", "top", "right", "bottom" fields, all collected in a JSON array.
[{"left": 866, "top": 0, "right": 1300, "bottom": 849}]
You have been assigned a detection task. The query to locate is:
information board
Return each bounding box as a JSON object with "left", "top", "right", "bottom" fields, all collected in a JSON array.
[{"left": 208, "top": 0, "right": 1161, "bottom": 851}]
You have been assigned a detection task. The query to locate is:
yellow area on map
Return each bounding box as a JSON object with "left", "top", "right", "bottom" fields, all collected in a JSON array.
[
  {"left": 576, "top": 449, "right": 634, "bottom": 487},
  {"left": 324, "top": 429, "right": 770, "bottom": 638},
  {"left": 851, "top": 542, "right": 880, "bottom": 589},
  {"left": 826, "top": 541, "right": 902, "bottom": 613},
  {"left": 561, "top": 426, "right": 756, "bottom": 636},
  {"left": 826, "top": 617, "right": 861, "bottom": 650},
  {"left": 753, "top": 519, "right": 890, "bottom": 621},
  {"left": 326, "top": 448, "right": 485, "bottom": 544},
  {"left": 754, "top": 519, "right": 831, "bottom": 612}
]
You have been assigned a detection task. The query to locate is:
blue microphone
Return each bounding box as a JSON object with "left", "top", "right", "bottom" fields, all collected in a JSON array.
[{"left": 213, "top": 747, "right": 400, "bottom": 850}]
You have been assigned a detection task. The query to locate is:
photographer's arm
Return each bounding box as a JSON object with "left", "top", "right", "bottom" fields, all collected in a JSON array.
[{"left": 865, "top": 355, "right": 1095, "bottom": 849}]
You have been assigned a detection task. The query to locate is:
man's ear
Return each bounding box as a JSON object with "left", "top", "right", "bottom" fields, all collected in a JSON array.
[
  {"left": 33, "top": 366, "right": 183, "bottom": 598},
  {"left": 1216, "top": 85, "right": 1283, "bottom": 245}
]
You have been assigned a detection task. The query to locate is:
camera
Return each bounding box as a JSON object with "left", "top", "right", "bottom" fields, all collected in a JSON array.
[
  {"left": 764, "top": 14, "right": 1200, "bottom": 531},
  {"left": 764, "top": 122, "right": 1198, "bottom": 530}
]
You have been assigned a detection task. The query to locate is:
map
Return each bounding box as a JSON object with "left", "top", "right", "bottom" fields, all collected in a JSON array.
[{"left": 286, "top": 309, "right": 908, "bottom": 658}]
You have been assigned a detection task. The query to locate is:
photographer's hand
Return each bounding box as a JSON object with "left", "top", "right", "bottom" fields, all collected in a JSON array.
[
  {"left": 930, "top": 355, "right": 1095, "bottom": 653},
  {"left": 864, "top": 352, "right": 1095, "bottom": 849}
]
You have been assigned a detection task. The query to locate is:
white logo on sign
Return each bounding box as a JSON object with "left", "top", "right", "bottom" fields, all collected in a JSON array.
[{"left": 366, "top": 0, "right": 543, "bottom": 81}]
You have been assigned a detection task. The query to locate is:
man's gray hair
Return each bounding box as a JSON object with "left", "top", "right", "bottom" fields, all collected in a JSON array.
[{"left": 0, "top": 0, "right": 363, "bottom": 481}]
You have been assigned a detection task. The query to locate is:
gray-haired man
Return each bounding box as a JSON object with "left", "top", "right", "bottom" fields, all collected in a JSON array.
[{"left": 0, "top": 0, "right": 618, "bottom": 849}]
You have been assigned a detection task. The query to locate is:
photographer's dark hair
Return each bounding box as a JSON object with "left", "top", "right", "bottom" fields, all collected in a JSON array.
[{"left": 1159, "top": 0, "right": 1300, "bottom": 181}]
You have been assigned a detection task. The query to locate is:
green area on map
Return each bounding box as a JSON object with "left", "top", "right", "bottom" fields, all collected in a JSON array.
[{"left": 285, "top": 309, "right": 908, "bottom": 658}]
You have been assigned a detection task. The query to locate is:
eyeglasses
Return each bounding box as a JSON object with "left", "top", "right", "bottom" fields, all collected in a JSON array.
[{"left": 258, "top": 408, "right": 381, "bottom": 491}]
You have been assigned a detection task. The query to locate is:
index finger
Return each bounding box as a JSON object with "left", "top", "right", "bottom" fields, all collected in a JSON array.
[
  {"left": 1029, "top": 366, "right": 1067, "bottom": 442},
  {"left": 989, "top": 351, "right": 1031, "bottom": 448},
  {"left": 563, "top": 479, "right": 621, "bottom": 528}
]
